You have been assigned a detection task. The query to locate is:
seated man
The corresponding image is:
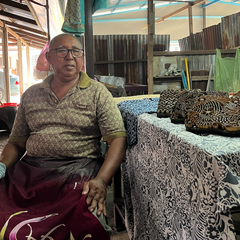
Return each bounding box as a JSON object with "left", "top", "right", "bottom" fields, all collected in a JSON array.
[{"left": 0, "top": 33, "right": 127, "bottom": 240}]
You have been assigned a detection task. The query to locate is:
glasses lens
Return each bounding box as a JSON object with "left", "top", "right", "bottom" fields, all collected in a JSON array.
[
  {"left": 56, "top": 48, "right": 68, "bottom": 57},
  {"left": 72, "top": 49, "right": 83, "bottom": 58},
  {"left": 55, "top": 48, "right": 83, "bottom": 58}
]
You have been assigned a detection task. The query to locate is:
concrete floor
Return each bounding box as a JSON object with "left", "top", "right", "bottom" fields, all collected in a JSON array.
[
  {"left": 0, "top": 130, "right": 130, "bottom": 240},
  {"left": 106, "top": 185, "right": 129, "bottom": 240}
]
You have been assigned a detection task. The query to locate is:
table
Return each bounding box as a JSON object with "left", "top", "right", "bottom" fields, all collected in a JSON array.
[
  {"left": 118, "top": 99, "right": 240, "bottom": 240},
  {"left": 124, "top": 83, "right": 148, "bottom": 96},
  {"left": 113, "top": 95, "right": 159, "bottom": 231}
]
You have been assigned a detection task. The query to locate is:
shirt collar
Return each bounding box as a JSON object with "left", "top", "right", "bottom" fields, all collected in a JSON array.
[{"left": 39, "top": 71, "right": 92, "bottom": 89}]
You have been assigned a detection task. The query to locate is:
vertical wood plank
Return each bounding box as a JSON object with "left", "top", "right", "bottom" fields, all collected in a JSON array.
[
  {"left": 17, "top": 38, "right": 23, "bottom": 96},
  {"left": 202, "top": 1, "right": 206, "bottom": 29},
  {"left": 84, "top": 0, "right": 94, "bottom": 78},
  {"left": 26, "top": 45, "right": 31, "bottom": 88},
  {"left": 2, "top": 25, "right": 10, "bottom": 102},
  {"left": 188, "top": 3, "right": 194, "bottom": 50},
  {"left": 147, "top": 0, "right": 155, "bottom": 94}
]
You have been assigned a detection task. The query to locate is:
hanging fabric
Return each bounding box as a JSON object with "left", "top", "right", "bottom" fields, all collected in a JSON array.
[{"left": 61, "top": 0, "right": 110, "bottom": 37}]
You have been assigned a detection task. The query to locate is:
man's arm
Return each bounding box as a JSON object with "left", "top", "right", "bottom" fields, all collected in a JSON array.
[
  {"left": 82, "top": 136, "right": 127, "bottom": 216},
  {"left": 0, "top": 142, "right": 26, "bottom": 178}
]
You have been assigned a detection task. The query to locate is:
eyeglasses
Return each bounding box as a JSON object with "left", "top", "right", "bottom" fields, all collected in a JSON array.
[{"left": 49, "top": 48, "right": 84, "bottom": 58}]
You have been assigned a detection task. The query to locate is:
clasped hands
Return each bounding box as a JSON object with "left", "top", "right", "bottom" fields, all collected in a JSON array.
[{"left": 82, "top": 177, "right": 108, "bottom": 216}]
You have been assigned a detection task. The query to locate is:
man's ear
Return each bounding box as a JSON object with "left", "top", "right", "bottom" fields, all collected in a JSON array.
[{"left": 45, "top": 51, "right": 50, "bottom": 63}]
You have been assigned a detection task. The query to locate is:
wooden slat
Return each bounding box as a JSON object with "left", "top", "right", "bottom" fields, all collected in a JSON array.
[
  {"left": 2, "top": 26, "right": 10, "bottom": 102},
  {"left": 25, "top": 0, "right": 46, "bottom": 33},
  {"left": 0, "top": 20, "right": 29, "bottom": 46},
  {"left": 148, "top": 0, "right": 154, "bottom": 94},
  {"left": 0, "top": 10, "right": 36, "bottom": 25},
  {"left": 17, "top": 38, "right": 24, "bottom": 96},
  {"left": 4, "top": 20, "right": 47, "bottom": 37},
  {"left": 0, "top": 0, "right": 30, "bottom": 11},
  {"left": 153, "top": 49, "right": 240, "bottom": 56},
  {"left": 12, "top": 29, "right": 47, "bottom": 42},
  {"left": 0, "top": 3, "right": 16, "bottom": 23},
  {"left": 26, "top": 45, "right": 31, "bottom": 88},
  {"left": 143, "top": 0, "right": 205, "bottom": 29}
]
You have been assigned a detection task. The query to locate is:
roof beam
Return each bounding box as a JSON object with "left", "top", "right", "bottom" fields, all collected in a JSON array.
[
  {"left": 8, "top": 36, "right": 44, "bottom": 49},
  {"left": 154, "top": 0, "right": 194, "bottom": 2},
  {"left": 112, "top": 0, "right": 122, "bottom": 12},
  {"left": 4, "top": 20, "right": 47, "bottom": 37},
  {"left": 142, "top": 0, "right": 205, "bottom": 29},
  {"left": 202, "top": 0, "right": 220, "bottom": 8},
  {"left": 25, "top": 0, "right": 45, "bottom": 32},
  {"left": 0, "top": 3, "right": 16, "bottom": 23},
  {"left": 0, "top": 20, "right": 29, "bottom": 46},
  {"left": 0, "top": 10, "right": 37, "bottom": 25},
  {"left": 0, "top": 0, "right": 30, "bottom": 11},
  {"left": 10, "top": 33, "right": 47, "bottom": 45},
  {"left": 13, "top": 29, "right": 48, "bottom": 41}
]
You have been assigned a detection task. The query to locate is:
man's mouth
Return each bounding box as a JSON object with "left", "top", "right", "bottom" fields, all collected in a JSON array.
[{"left": 64, "top": 64, "right": 75, "bottom": 68}]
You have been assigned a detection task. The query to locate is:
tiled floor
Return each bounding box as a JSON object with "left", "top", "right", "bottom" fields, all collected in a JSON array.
[{"left": 0, "top": 130, "right": 130, "bottom": 240}]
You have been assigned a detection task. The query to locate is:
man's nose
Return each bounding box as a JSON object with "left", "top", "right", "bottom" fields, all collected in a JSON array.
[{"left": 66, "top": 49, "right": 74, "bottom": 59}]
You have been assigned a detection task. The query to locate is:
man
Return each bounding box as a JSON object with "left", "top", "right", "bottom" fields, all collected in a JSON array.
[{"left": 0, "top": 34, "right": 126, "bottom": 240}]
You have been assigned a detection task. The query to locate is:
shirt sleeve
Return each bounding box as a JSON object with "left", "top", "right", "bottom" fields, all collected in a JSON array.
[
  {"left": 8, "top": 93, "right": 30, "bottom": 143},
  {"left": 96, "top": 83, "right": 126, "bottom": 142}
]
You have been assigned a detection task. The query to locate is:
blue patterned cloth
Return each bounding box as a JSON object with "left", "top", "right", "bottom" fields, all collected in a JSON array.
[{"left": 117, "top": 98, "right": 158, "bottom": 147}]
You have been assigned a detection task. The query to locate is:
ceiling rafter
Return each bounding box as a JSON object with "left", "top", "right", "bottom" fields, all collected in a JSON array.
[
  {"left": 112, "top": 0, "right": 123, "bottom": 12},
  {"left": 0, "top": 20, "right": 28, "bottom": 46},
  {"left": 0, "top": 10, "right": 36, "bottom": 25},
  {"left": 25, "top": 0, "right": 46, "bottom": 33},
  {"left": 0, "top": 3, "right": 16, "bottom": 23},
  {"left": 0, "top": 0, "right": 48, "bottom": 49},
  {"left": 142, "top": 0, "right": 205, "bottom": 29},
  {"left": 202, "top": 0, "right": 220, "bottom": 7},
  {"left": 13, "top": 29, "right": 48, "bottom": 42},
  {"left": 0, "top": 0, "right": 30, "bottom": 12},
  {"left": 7, "top": 35, "right": 45, "bottom": 49},
  {"left": 4, "top": 20, "right": 47, "bottom": 37}
]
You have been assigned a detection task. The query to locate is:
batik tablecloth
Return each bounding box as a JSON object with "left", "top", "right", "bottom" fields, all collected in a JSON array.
[{"left": 119, "top": 100, "right": 240, "bottom": 240}]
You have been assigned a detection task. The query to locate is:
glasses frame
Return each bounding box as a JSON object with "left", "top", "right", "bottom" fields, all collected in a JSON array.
[{"left": 49, "top": 48, "right": 84, "bottom": 58}]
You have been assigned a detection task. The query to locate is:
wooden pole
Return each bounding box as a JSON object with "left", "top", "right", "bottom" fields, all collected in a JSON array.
[
  {"left": 17, "top": 39, "right": 24, "bottom": 96},
  {"left": 147, "top": 0, "right": 155, "bottom": 94},
  {"left": 46, "top": 0, "right": 50, "bottom": 41},
  {"left": 143, "top": 0, "right": 205, "bottom": 29},
  {"left": 26, "top": 45, "right": 31, "bottom": 88},
  {"left": 2, "top": 24, "right": 10, "bottom": 102},
  {"left": 188, "top": 2, "right": 195, "bottom": 50},
  {"left": 84, "top": 0, "right": 94, "bottom": 79},
  {"left": 202, "top": 1, "right": 206, "bottom": 29}
]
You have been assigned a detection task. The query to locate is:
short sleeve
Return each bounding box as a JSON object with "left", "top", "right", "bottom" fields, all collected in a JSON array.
[{"left": 96, "top": 84, "right": 126, "bottom": 142}]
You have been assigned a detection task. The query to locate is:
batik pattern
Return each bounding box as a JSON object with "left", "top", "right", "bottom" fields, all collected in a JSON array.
[{"left": 121, "top": 108, "right": 240, "bottom": 240}]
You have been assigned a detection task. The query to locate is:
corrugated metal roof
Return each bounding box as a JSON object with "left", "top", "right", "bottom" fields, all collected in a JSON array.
[
  {"left": 0, "top": 0, "right": 48, "bottom": 49},
  {"left": 178, "top": 11, "right": 240, "bottom": 50}
]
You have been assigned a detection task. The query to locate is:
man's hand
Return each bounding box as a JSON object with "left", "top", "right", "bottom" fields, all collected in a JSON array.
[{"left": 82, "top": 177, "right": 107, "bottom": 216}]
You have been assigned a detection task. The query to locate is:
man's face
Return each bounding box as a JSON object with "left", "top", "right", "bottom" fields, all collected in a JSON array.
[{"left": 47, "top": 35, "right": 84, "bottom": 80}]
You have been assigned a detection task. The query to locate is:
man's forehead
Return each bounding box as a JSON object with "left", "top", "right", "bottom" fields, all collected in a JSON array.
[{"left": 51, "top": 36, "right": 81, "bottom": 48}]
